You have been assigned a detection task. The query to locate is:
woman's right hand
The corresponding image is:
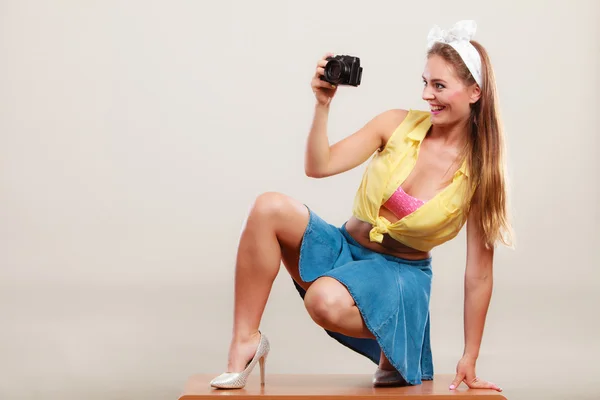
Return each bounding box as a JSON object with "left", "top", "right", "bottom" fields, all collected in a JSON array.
[{"left": 311, "top": 53, "right": 338, "bottom": 106}]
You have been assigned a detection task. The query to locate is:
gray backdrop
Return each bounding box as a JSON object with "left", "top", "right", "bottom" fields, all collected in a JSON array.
[{"left": 1, "top": 1, "right": 598, "bottom": 399}]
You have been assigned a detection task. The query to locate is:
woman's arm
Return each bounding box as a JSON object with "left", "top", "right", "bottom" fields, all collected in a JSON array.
[
  {"left": 304, "top": 54, "right": 408, "bottom": 178},
  {"left": 304, "top": 107, "right": 407, "bottom": 178},
  {"left": 449, "top": 197, "right": 502, "bottom": 392},
  {"left": 463, "top": 198, "right": 494, "bottom": 360}
]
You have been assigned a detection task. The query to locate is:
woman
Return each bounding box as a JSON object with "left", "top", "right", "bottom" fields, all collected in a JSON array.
[{"left": 209, "top": 20, "right": 512, "bottom": 392}]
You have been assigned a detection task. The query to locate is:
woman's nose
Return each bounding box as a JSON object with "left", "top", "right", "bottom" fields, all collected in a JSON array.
[{"left": 422, "top": 87, "right": 435, "bottom": 100}]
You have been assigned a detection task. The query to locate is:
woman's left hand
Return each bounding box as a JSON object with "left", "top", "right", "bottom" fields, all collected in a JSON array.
[{"left": 449, "top": 356, "right": 502, "bottom": 392}]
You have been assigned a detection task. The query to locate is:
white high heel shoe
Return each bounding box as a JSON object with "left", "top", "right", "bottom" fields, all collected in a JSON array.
[{"left": 210, "top": 332, "right": 270, "bottom": 389}]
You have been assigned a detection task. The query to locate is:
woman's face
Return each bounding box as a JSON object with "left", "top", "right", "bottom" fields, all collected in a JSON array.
[{"left": 422, "top": 55, "right": 480, "bottom": 127}]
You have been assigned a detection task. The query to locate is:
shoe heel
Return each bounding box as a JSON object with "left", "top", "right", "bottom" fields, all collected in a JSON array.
[{"left": 259, "top": 354, "right": 267, "bottom": 385}]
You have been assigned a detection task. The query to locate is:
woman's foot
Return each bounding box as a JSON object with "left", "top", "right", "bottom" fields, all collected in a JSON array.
[
  {"left": 372, "top": 350, "right": 407, "bottom": 387},
  {"left": 210, "top": 331, "right": 270, "bottom": 389},
  {"left": 378, "top": 350, "right": 395, "bottom": 371},
  {"left": 226, "top": 331, "right": 262, "bottom": 372}
]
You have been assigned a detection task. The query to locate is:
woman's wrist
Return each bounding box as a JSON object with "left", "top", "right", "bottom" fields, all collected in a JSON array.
[{"left": 315, "top": 101, "right": 331, "bottom": 111}]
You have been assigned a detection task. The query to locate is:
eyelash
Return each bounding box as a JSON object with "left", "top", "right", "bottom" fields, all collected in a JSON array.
[{"left": 423, "top": 81, "right": 445, "bottom": 89}]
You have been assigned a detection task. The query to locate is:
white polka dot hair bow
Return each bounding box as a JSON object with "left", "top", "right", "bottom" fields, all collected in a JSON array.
[{"left": 427, "top": 20, "right": 483, "bottom": 87}]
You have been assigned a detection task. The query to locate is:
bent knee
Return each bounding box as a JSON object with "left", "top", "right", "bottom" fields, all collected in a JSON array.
[
  {"left": 249, "top": 192, "right": 308, "bottom": 233},
  {"left": 304, "top": 278, "right": 354, "bottom": 326},
  {"left": 251, "top": 192, "right": 293, "bottom": 221}
]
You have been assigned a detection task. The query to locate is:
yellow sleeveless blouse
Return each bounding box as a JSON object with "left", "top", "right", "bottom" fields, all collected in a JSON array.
[{"left": 351, "top": 109, "right": 474, "bottom": 252}]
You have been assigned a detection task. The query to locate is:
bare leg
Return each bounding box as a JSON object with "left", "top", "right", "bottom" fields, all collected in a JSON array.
[
  {"left": 225, "top": 192, "right": 311, "bottom": 372},
  {"left": 304, "top": 277, "right": 394, "bottom": 370},
  {"left": 316, "top": 304, "right": 375, "bottom": 339},
  {"left": 304, "top": 277, "right": 375, "bottom": 339}
]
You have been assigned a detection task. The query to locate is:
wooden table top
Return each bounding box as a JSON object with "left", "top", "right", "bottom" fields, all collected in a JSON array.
[{"left": 179, "top": 374, "right": 507, "bottom": 399}]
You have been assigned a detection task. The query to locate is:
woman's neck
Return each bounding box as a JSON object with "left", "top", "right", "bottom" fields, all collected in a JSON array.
[{"left": 428, "top": 118, "right": 470, "bottom": 149}]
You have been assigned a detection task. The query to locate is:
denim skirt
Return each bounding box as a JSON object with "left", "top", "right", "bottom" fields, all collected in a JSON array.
[{"left": 292, "top": 206, "right": 434, "bottom": 385}]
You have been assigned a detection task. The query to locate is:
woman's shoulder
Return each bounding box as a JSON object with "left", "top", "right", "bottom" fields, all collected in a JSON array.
[
  {"left": 379, "top": 108, "right": 431, "bottom": 148},
  {"left": 379, "top": 109, "right": 409, "bottom": 143}
]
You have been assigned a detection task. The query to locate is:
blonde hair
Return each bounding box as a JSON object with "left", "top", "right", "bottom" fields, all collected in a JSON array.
[{"left": 428, "top": 41, "right": 514, "bottom": 249}]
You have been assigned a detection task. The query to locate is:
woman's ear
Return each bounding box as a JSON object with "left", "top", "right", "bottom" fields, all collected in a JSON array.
[{"left": 469, "top": 84, "right": 482, "bottom": 104}]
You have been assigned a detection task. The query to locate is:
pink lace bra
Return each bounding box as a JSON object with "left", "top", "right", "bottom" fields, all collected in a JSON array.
[{"left": 383, "top": 186, "right": 425, "bottom": 219}]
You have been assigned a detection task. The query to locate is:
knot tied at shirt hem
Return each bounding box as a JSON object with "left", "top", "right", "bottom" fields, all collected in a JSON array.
[{"left": 369, "top": 216, "right": 392, "bottom": 243}]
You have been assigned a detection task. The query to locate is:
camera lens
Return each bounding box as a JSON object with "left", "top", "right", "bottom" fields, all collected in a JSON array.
[{"left": 324, "top": 59, "right": 344, "bottom": 84}]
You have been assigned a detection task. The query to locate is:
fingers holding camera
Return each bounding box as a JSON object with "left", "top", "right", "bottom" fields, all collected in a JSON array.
[
  {"left": 317, "top": 53, "right": 333, "bottom": 67},
  {"left": 315, "top": 53, "right": 333, "bottom": 74},
  {"left": 312, "top": 53, "right": 337, "bottom": 105},
  {"left": 312, "top": 76, "right": 336, "bottom": 90}
]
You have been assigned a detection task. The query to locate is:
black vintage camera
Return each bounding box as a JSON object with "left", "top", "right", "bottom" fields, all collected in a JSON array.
[{"left": 320, "top": 55, "right": 363, "bottom": 86}]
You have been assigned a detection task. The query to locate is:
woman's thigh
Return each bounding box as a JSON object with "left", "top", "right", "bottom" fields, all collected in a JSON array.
[{"left": 249, "top": 191, "right": 312, "bottom": 290}]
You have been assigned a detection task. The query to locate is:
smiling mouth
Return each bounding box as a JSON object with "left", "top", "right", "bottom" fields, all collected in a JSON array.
[{"left": 431, "top": 105, "right": 446, "bottom": 113}]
